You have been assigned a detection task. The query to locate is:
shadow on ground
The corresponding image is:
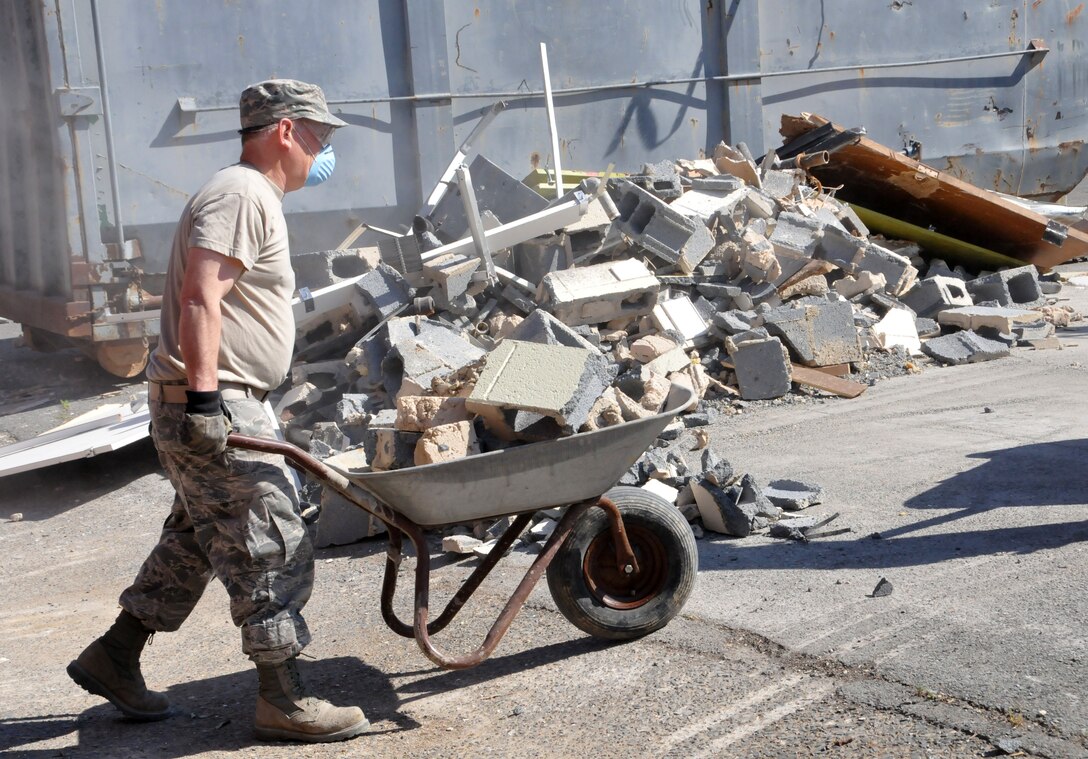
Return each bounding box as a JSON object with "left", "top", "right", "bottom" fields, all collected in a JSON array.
[
  {"left": 0, "top": 656, "right": 408, "bottom": 757},
  {"left": 699, "top": 438, "right": 1088, "bottom": 572}
]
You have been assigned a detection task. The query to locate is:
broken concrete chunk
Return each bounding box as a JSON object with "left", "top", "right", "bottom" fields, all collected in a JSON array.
[
  {"left": 506, "top": 308, "right": 599, "bottom": 351},
  {"left": 525, "top": 517, "right": 558, "bottom": 543},
  {"left": 641, "top": 479, "right": 680, "bottom": 504},
  {"left": 414, "top": 420, "right": 480, "bottom": 466},
  {"left": 383, "top": 317, "right": 486, "bottom": 397},
  {"left": 779, "top": 274, "right": 830, "bottom": 300},
  {"left": 643, "top": 345, "right": 692, "bottom": 376},
  {"left": 367, "top": 427, "right": 420, "bottom": 471},
  {"left": 652, "top": 295, "right": 711, "bottom": 345},
  {"left": 729, "top": 336, "right": 792, "bottom": 400},
  {"left": 395, "top": 395, "right": 471, "bottom": 432},
  {"left": 872, "top": 308, "right": 921, "bottom": 355},
  {"left": 764, "top": 479, "right": 823, "bottom": 511},
  {"left": 901, "top": 275, "right": 973, "bottom": 317},
  {"left": 615, "top": 388, "right": 655, "bottom": 421},
  {"left": 639, "top": 372, "right": 673, "bottom": 413},
  {"left": 581, "top": 387, "right": 624, "bottom": 431},
  {"left": 693, "top": 474, "right": 781, "bottom": 536},
  {"left": 355, "top": 262, "right": 414, "bottom": 320},
  {"left": 922, "top": 329, "right": 1011, "bottom": 365},
  {"left": 833, "top": 271, "right": 887, "bottom": 299},
  {"left": 762, "top": 300, "right": 862, "bottom": 367},
  {"left": 443, "top": 533, "right": 483, "bottom": 554},
  {"left": 275, "top": 382, "right": 322, "bottom": 422},
  {"left": 699, "top": 447, "right": 734, "bottom": 487},
  {"left": 937, "top": 305, "right": 1043, "bottom": 334},
  {"left": 538, "top": 258, "right": 660, "bottom": 327},
  {"left": 630, "top": 334, "right": 683, "bottom": 363},
  {"left": 855, "top": 242, "right": 918, "bottom": 297},
  {"left": 467, "top": 340, "right": 614, "bottom": 435},
  {"left": 422, "top": 253, "right": 480, "bottom": 307}
]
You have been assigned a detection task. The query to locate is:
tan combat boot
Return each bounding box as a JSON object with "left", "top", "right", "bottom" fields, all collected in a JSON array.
[
  {"left": 253, "top": 657, "right": 369, "bottom": 743},
  {"left": 66, "top": 610, "right": 172, "bottom": 721}
]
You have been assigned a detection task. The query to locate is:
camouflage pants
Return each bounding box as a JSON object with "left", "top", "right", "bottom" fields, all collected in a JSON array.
[{"left": 119, "top": 396, "right": 314, "bottom": 663}]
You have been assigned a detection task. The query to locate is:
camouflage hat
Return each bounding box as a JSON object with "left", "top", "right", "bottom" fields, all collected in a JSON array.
[{"left": 238, "top": 78, "right": 347, "bottom": 130}]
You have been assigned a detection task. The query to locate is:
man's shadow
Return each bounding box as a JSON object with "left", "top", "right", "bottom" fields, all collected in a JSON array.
[{"left": 5, "top": 636, "right": 613, "bottom": 756}]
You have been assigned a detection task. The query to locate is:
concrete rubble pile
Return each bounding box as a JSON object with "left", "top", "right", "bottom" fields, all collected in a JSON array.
[{"left": 281, "top": 145, "right": 1083, "bottom": 550}]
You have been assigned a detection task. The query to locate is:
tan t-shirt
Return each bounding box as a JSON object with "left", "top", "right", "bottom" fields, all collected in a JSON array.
[{"left": 147, "top": 163, "right": 294, "bottom": 391}]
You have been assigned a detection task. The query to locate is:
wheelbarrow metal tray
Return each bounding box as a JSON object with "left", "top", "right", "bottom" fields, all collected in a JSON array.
[{"left": 333, "top": 384, "right": 695, "bottom": 527}]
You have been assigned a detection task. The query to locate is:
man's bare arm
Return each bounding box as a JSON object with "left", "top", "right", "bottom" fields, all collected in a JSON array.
[{"left": 178, "top": 248, "right": 244, "bottom": 392}]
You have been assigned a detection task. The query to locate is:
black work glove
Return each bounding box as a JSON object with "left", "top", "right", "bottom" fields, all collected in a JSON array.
[{"left": 183, "top": 390, "right": 232, "bottom": 456}]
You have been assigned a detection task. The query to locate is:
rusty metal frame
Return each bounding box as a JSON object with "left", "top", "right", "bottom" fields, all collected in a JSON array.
[{"left": 226, "top": 433, "right": 636, "bottom": 670}]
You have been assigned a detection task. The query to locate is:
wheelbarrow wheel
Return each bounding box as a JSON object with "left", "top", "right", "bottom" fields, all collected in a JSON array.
[{"left": 546, "top": 486, "right": 697, "bottom": 640}]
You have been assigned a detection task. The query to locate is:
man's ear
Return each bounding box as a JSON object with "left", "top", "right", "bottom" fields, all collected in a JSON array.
[{"left": 274, "top": 118, "right": 295, "bottom": 149}]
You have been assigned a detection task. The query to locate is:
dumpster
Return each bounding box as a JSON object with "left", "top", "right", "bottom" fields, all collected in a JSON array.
[{"left": 2, "top": 0, "right": 1085, "bottom": 375}]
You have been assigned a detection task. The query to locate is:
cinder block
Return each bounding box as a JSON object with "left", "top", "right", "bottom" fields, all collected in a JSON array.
[
  {"left": 422, "top": 253, "right": 480, "bottom": 306},
  {"left": 538, "top": 258, "right": 660, "bottom": 327},
  {"left": 507, "top": 309, "right": 599, "bottom": 351},
  {"left": 729, "top": 336, "right": 792, "bottom": 400},
  {"left": 395, "top": 395, "right": 471, "bottom": 432},
  {"left": 668, "top": 187, "right": 746, "bottom": 221},
  {"left": 355, "top": 262, "right": 414, "bottom": 320},
  {"left": 467, "top": 340, "right": 614, "bottom": 434},
  {"left": 760, "top": 169, "right": 803, "bottom": 200},
  {"left": 966, "top": 265, "right": 1045, "bottom": 308},
  {"left": 414, "top": 421, "right": 480, "bottom": 466},
  {"left": 291, "top": 248, "right": 372, "bottom": 290},
  {"left": 609, "top": 179, "right": 715, "bottom": 272},
  {"left": 510, "top": 237, "right": 569, "bottom": 285},
  {"left": 922, "top": 330, "right": 1010, "bottom": 365},
  {"left": 712, "top": 309, "right": 760, "bottom": 334},
  {"left": 762, "top": 300, "right": 862, "bottom": 366},
  {"left": 900, "top": 275, "right": 973, "bottom": 317}
]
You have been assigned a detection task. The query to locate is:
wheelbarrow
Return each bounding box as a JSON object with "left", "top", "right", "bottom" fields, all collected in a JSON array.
[{"left": 226, "top": 383, "right": 698, "bottom": 670}]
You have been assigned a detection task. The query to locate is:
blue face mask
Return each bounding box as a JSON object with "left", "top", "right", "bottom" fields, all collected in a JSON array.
[{"left": 305, "top": 144, "right": 336, "bottom": 187}]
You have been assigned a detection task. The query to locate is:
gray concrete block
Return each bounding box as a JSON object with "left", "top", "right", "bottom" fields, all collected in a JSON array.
[
  {"left": 610, "top": 179, "right": 715, "bottom": 272},
  {"left": 764, "top": 479, "right": 823, "bottom": 511},
  {"left": 355, "top": 262, "right": 414, "bottom": 320},
  {"left": 712, "top": 309, "right": 760, "bottom": 334},
  {"left": 467, "top": 340, "right": 615, "bottom": 434},
  {"left": 698, "top": 447, "right": 734, "bottom": 486},
  {"left": 314, "top": 485, "right": 386, "bottom": 547},
  {"left": 382, "top": 317, "right": 486, "bottom": 397},
  {"left": 855, "top": 242, "right": 918, "bottom": 296},
  {"left": 335, "top": 394, "right": 372, "bottom": 427},
  {"left": 507, "top": 309, "right": 600, "bottom": 351},
  {"left": 730, "top": 336, "right": 792, "bottom": 400},
  {"left": 628, "top": 159, "right": 684, "bottom": 200},
  {"left": 900, "top": 275, "right": 973, "bottom": 317},
  {"left": 921, "top": 329, "right": 1011, "bottom": 365},
  {"left": 966, "top": 265, "right": 1045, "bottom": 308},
  {"left": 762, "top": 300, "right": 862, "bottom": 366},
  {"left": 538, "top": 258, "right": 660, "bottom": 326},
  {"left": 510, "top": 237, "right": 568, "bottom": 285}
]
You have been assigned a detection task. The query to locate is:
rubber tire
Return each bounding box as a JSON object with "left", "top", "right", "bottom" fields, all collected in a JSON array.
[{"left": 546, "top": 486, "right": 698, "bottom": 640}]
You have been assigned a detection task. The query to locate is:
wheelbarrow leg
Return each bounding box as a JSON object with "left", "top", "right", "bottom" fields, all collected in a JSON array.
[
  {"left": 595, "top": 496, "right": 641, "bottom": 576},
  {"left": 380, "top": 513, "right": 535, "bottom": 639},
  {"left": 408, "top": 500, "right": 595, "bottom": 670}
]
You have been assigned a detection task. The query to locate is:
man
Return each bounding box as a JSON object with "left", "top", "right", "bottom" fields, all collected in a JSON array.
[{"left": 66, "top": 79, "right": 369, "bottom": 744}]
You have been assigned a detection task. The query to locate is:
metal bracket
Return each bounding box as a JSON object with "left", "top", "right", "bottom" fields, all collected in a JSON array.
[
  {"left": 55, "top": 87, "right": 102, "bottom": 117},
  {"left": 1028, "top": 39, "right": 1049, "bottom": 68},
  {"left": 1043, "top": 219, "right": 1068, "bottom": 247},
  {"left": 298, "top": 287, "right": 316, "bottom": 313}
]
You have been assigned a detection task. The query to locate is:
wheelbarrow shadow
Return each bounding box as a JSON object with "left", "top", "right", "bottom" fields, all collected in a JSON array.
[{"left": 3, "top": 657, "right": 410, "bottom": 757}]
